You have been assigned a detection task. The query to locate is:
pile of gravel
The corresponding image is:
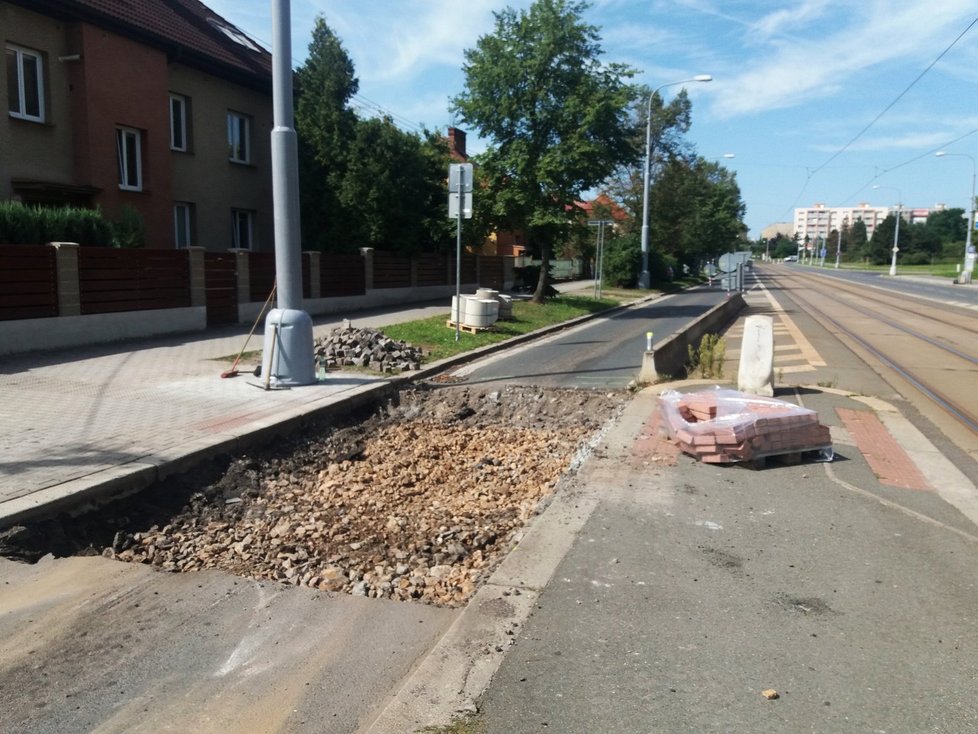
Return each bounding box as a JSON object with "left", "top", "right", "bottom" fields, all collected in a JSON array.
[{"left": 314, "top": 325, "right": 423, "bottom": 373}]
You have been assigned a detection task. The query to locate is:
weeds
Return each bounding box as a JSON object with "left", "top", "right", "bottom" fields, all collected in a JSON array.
[{"left": 687, "top": 333, "right": 726, "bottom": 379}]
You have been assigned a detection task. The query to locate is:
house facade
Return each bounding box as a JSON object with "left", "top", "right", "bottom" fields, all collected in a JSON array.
[{"left": 2, "top": 0, "right": 274, "bottom": 250}]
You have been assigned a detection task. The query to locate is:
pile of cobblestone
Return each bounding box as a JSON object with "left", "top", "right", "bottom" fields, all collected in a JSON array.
[{"left": 314, "top": 325, "right": 423, "bottom": 373}]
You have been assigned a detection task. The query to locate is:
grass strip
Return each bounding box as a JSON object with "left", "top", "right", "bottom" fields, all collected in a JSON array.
[{"left": 380, "top": 294, "right": 624, "bottom": 363}]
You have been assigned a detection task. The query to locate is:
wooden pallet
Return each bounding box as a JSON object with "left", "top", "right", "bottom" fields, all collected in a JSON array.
[{"left": 446, "top": 320, "right": 493, "bottom": 334}]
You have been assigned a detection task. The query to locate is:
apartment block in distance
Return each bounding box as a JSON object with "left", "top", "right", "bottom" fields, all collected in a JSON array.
[
  {"left": 794, "top": 202, "right": 944, "bottom": 244},
  {"left": 2, "top": 0, "right": 274, "bottom": 250}
]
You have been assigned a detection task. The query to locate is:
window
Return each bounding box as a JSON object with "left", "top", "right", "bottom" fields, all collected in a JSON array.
[
  {"left": 231, "top": 209, "right": 254, "bottom": 249},
  {"left": 174, "top": 203, "right": 194, "bottom": 248},
  {"left": 116, "top": 127, "right": 142, "bottom": 191},
  {"left": 6, "top": 45, "right": 45, "bottom": 122},
  {"left": 169, "top": 94, "right": 188, "bottom": 151},
  {"left": 227, "top": 111, "right": 251, "bottom": 164}
]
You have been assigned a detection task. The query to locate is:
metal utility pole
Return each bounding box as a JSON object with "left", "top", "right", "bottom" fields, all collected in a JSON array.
[
  {"left": 588, "top": 219, "right": 611, "bottom": 299},
  {"left": 448, "top": 163, "right": 473, "bottom": 342},
  {"left": 260, "top": 0, "right": 315, "bottom": 386}
]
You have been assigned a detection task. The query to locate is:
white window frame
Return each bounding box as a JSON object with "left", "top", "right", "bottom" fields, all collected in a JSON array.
[
  {"left": 174, "top": 202, "right": 193, "bottom": 248},
  {"left": 6, "top": 44, "right": 45, "bottom": 122},
  {"left": 231, "top": 209, "right": 254, "bottom": 250},
  {"left": 116, "top": 126, "right": 142, "bottom": 191},
  {"left": 227, "top": 111, "right": 251, "bottom": 164},
  {"left": 169, "top": 94, "right": 187, "bottom": 152}
]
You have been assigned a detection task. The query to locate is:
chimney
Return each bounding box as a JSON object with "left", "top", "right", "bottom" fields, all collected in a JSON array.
[{"left": 448, "top": 127, "right": 467, "bottom": 160}]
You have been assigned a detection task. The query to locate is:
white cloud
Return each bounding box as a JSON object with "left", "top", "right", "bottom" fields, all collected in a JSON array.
[
  {"left": 751, "top": 0, "right": 831, "bottom": 41},
  {"left": 708, "top": 3, "right": 978, "bottom": 119}
]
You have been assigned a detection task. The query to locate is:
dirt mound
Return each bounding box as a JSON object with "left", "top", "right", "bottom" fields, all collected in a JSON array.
[{"left": 87, "top": 385, "right": 628, "bottom": 607}]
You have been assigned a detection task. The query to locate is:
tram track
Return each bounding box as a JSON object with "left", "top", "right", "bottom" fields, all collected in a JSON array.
[{"left": 761, "top": 268, "right": 978, "bottom": 437}]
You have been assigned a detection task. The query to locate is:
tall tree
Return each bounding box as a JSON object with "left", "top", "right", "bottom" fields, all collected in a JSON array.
[
  {"left": 339, "top": 121, "right": 453, "bottom": 254},
  {"left": 604, "top": 89, "right": 692, "bottom": 235},
  {"left": 452, "top": 0, "right": 637, "bottom": 302},
  {"left": 648, "top": 156, "right": 745, "bottom": 274},
  {"left": 295, "top": 16, "right": 359, "bottom": 251}
]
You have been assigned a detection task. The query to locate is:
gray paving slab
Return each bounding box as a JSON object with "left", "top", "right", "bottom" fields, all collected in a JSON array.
[{"left": 0, "top": 300, "right": 453, "bottom": 523}]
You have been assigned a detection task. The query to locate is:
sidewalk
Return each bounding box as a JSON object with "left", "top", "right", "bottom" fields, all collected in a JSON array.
[
  {"left": 0, "top": 299, "right": 451, "bottom": 525},
  {"left": 0, "top": 281, "right": 596, "bottom": 526}
]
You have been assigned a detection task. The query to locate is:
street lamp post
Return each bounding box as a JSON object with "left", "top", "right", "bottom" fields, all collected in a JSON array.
[
  {"left": 873, "top": 184, "right": 902, "bottom": 277},
  {"left": 639, "top": 74, "right": 712, "bottom": 289},
  {"left": 935, "top": 151, "right": 976, "bottom": 284}
]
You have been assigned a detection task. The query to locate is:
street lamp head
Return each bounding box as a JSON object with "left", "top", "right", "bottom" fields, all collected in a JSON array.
[
  {"left": 722, "top": 153, "right": 735, "bottom": 159},
  {"left": 693, "top": 75, "right": 713, "bottom": 82},
  {"left": 936, "top": 151, "right": 947, "bottom": 157}
]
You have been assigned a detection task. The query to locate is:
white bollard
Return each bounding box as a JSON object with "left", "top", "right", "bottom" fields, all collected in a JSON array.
[{"left": 737, "top": 314, "right": 775, "bottom": 396}]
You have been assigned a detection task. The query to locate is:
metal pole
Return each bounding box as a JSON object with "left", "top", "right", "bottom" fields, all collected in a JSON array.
[
  {"left": 966, "top": 165, "right": 975, "bottom": 281},
  {"left": 455, "top": 168, "right": 463, "bottom": 342},
  {"left": 639, "top": 92, "right": 653, "bottom": 290},
  {"left": 597, "top": 221, "right": 605, "bottom": 300},
  {"left": 835, "top": 227, "right": 842, "bottom": 269},
  {"left": 261, "top": 0, "right": 315, "bottom": 386},
  {"left": 270, "top": 0, "right": 302, "bottom": 311},
  {"left": 639, "top": 76, "right": 711, "bottom": 290},
  {"left": 890, "top": 203, "right": 900, "bottom": 277}
]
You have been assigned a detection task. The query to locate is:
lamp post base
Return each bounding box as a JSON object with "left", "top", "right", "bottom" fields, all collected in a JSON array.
[{"left": 638, "top": 270, "right": 651, "bottom": 289}]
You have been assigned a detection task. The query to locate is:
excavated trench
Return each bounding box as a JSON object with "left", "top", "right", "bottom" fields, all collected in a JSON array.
[{"left": 1, "top": 384, "right": 628, "bottom": 607}]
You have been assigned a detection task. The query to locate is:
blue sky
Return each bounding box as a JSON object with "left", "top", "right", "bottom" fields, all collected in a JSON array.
[{"left": 206, "top": 1, "right": 978, "bottom": 238}]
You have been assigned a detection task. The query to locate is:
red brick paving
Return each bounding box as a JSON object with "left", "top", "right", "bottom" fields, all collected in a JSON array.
[
  {"left": 837, "top": 408, "right": 933, "bottom": 491},
  {"left": 632, "top": 406, "right": 680, "bottom": 466}
]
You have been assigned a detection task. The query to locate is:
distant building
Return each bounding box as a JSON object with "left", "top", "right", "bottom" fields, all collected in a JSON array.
[
  {"left": 761, "top": 222, "right": 793, "bottom": 240},
  {"left": 794, "top": 203, "right": 945, "bottom": 243},
  {"left": 2, "top": 0, "right": 274, "bottom": 250}
]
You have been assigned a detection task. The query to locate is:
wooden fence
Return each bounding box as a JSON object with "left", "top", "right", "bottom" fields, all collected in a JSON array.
[
  {"left": 0, "top": 245, "right": 514, "bottom": 324},
  {"left": 77, "top": 248, "right": 191, "bottom": 314},
  {"left": 0, "top": 244, "right": 57, "bottom": 320}
]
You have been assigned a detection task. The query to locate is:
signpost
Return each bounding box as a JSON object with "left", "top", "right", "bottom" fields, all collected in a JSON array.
[
  {"left": 448, "top": 163, "right": 473, "bottom": 342},
  {"left": 588, "top": 220, "right": 612, "bottom": 299}
]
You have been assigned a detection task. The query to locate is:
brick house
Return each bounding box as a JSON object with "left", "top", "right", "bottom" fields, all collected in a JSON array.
[{"left": 1, "top": 0, "right": 274, "bottom": 250}]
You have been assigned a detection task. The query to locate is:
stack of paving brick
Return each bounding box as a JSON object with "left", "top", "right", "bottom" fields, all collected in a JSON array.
[{"left": 658, "top": 388, "right": 832, "bottom": 464}]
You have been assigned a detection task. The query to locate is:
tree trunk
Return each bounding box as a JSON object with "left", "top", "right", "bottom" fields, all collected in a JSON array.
[{"left": 531, "top": 241, "right": 551, "bottom": 304}]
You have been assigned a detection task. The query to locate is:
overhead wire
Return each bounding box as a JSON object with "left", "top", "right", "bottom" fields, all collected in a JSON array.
[{"left": 770, "top": 13, "right": 978, "bottom": 223}]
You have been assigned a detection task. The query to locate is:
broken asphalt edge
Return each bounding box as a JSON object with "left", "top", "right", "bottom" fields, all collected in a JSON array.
[{"left": 362, "top": 380, "right": 978, "bottom": 733}]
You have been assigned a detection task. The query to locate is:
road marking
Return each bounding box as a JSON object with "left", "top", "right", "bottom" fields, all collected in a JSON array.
[{"left": 752, "top": 275, "right": 827, "bottom": 367}]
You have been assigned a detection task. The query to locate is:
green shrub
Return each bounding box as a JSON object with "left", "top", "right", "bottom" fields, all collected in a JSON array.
[
  {"left": 687, "top": 333, "right": 726, "bottom": 379},
  {"left": 111, "top": 205, "right": 146, "bottom": 248},
  {"left": 0, "top": 201, "right": 113, "bottom": 246},
  {"left": 601, "top": 233, "right": 641, "bottom": 287}
]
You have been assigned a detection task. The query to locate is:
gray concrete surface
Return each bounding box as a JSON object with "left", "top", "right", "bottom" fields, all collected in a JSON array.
[{"left": 3, "top": 277, "right": 976, "bottom": 734}]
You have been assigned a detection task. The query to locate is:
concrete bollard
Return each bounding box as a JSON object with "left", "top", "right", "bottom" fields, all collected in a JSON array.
[
  {"left": 737, "top": 314, "right": 774, "bottom": 396},
  {"left": 638, "top": 330, "right": 657, "bottom": 383}
]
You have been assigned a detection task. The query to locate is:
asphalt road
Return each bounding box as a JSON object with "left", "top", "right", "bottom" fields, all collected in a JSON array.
[
  {"left": 782, "top": 265, "right": 978, "bottom": 307},
  {"left": 478, "top": 418, "right": 978, "bottom": 733},
  {"left": 454, "top": 287, "right": 729, "bottom": 389}
]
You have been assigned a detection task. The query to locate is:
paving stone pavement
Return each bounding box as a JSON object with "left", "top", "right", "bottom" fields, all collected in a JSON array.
[{"left": 0, "top": 301, "right": 451, "bottom": 520}]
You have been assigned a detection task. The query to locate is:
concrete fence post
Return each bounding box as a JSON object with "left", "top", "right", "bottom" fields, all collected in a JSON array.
[
  {"left": 360, "top": 247, "right": 374, "bottom": 291},
  {"left": 185, "top": 246, "right": 206, "bottom": 307},
  {"left": 48, "top": 242, "right": 81, "bottom": 316},
  {"left": 304, "top": 251, "right": 321, "bottom": 299},
  {"left": 231, "top": 249, "right": 250, "bottom": 303}
]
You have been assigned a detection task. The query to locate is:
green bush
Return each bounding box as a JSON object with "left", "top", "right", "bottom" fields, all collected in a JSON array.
[
  {"left": 111, "top": 205, "right": 146, "bottom": 248},
  {"left": 601, "top": 233, "right": 641, "bottom": 287},
  {"left": 0, "top": 201, "right": 113, "bottom": 246}
]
